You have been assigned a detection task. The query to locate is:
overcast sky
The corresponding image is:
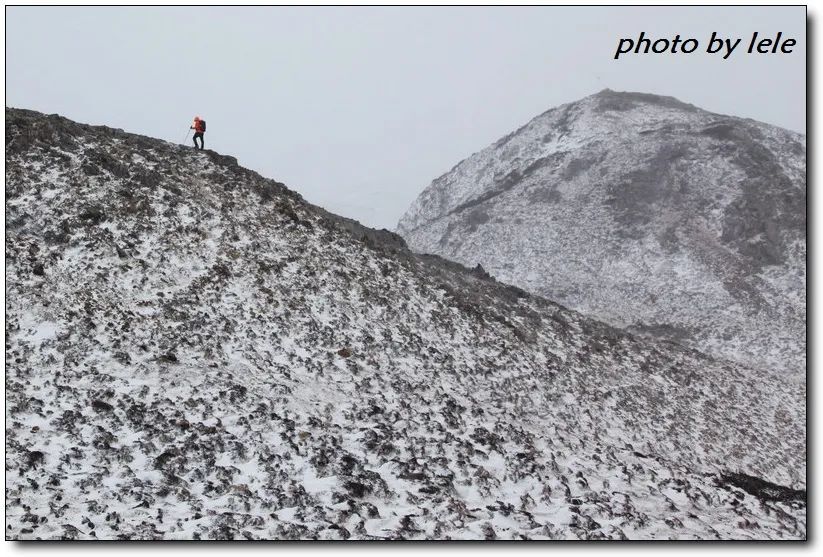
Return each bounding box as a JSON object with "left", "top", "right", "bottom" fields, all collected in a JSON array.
[{"left": 6, "top": 6, "right": 805, "bottom": 229}]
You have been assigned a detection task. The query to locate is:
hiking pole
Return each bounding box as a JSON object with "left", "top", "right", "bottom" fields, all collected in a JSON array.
[{"left": 182, "top": 127, "right": 191, "bottom": 146}]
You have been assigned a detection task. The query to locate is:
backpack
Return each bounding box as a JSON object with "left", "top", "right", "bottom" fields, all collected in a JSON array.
[{"left": 200, "top": 120, "right": 206, "bottom": 132}]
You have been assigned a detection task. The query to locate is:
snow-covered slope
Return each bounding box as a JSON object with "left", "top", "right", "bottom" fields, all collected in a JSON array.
[
  {"left": 5, "top": 108, "right": 805, "bottom": 540},
  {"left": 397, "top": 90, "right": 806, "bottom": 376}
]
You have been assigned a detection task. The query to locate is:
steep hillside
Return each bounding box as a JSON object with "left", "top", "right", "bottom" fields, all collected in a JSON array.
[
  {"left": 397, "top": 90, "right": 806, "bottom": 375},
  {"left": 5, "top": 108, "right": 805, "bottom": 540}
]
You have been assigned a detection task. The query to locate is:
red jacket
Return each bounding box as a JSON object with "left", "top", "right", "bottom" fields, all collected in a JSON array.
[{"left": 192, "top": 119, "right": 205, "bottom": 133}]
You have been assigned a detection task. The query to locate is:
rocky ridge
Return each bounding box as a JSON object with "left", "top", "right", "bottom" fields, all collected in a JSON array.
[{"left": 5, "top": 107, "right": 806, "bottom": 540}]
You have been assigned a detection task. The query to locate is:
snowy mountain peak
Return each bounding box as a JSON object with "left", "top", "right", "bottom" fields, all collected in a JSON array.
[{"left": 397, "top": 91, "right": 806, "bottom": 375}]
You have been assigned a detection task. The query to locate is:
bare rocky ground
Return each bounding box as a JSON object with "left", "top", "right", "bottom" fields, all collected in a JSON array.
[{"left": 5, "top": 108, "right": 806, "bottom": 540}]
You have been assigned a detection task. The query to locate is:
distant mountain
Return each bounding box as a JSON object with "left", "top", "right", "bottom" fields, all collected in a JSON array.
[
  {"left": 5, "top": 108, "right": 805, "bottom": 540},
  {"left": 397, "top": 90, "right": 806, "bottom": 375}
]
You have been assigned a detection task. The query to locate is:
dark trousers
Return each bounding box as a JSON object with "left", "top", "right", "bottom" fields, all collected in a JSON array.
[{"left": 193, "top": 132, "right": 204, "bottom": 150}]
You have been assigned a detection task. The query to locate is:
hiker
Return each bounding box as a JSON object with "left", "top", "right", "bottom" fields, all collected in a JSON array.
[{"left": 191, "top": 116, "right": 206, "bottom": 150}]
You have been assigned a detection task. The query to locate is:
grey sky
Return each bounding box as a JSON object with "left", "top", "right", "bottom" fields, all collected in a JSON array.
[{"left": 6, "top": 6, "right": 805, "bottom": 229}]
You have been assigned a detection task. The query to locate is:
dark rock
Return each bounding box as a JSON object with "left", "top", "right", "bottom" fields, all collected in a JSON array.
[
  {"left": 91, "top": 399, "right": 114, "bottom": 413},
  {"left": 25, "top": 450, "right": 45, "bottom": 470},
  {"left": 78, "top": 206, "right": 106, "bottom": 225},
  {"left": 719, "top": 472, "right": 806, "bottom": 504}
]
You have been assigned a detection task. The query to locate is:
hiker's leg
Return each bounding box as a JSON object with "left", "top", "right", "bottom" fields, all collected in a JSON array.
[{"left": 192, "top": 133, "right": 198, "bottom": 148}]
